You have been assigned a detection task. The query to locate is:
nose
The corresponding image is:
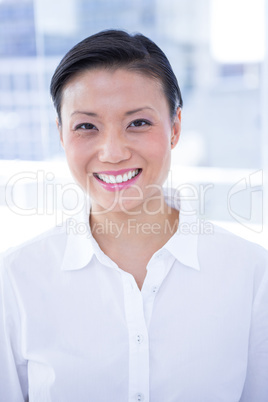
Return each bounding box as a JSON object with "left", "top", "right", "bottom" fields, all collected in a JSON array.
[{"left": 98, "top": 131, "right": 131, "bottom": 164}]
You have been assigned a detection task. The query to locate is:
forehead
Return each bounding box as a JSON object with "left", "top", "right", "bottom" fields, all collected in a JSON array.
[
  {"left": 61, "top": 68, "right": 169, "bottom": 120},
  {"left": 61, "top": 67, "right": 168, "bottom": 114}
]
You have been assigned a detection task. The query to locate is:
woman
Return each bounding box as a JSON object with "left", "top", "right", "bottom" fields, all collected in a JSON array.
[{"left": 0, "top": 29, "right": 267, "bottom": 402}]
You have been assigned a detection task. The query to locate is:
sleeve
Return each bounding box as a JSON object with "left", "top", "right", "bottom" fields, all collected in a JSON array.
[
  {"left": 0, "top": 255, "right": 28, "bottom": 401},
  {"left": 239, "top": 249, "right": 268, "bottom": 402}
]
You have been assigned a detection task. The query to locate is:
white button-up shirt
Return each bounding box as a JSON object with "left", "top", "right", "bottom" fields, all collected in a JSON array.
[{"left": 0, "top": 191, "right": 268, "bottom": 402}]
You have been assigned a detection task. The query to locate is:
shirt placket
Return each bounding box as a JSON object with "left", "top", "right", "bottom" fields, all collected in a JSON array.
[
  {"left": 121, "top": 251, "right": 175, "bottom": 402},
  {"left": 122, "top": 273, "right": 149, "bottom": 402},
  {"left": 142, "top": 251, "right": 175, "bottom": 329}
]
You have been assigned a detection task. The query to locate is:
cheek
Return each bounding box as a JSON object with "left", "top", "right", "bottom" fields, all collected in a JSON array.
[
  {"left": 64, "top": 137, "right": 89, "bottom": 165},
  {"left": 146, "top": 134, "right": 171, "bottom": 160}
]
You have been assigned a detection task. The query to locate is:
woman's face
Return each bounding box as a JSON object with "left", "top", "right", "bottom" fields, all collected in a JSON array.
[{"left": 58, "top": 68, "right": 181, "bottom": 214}]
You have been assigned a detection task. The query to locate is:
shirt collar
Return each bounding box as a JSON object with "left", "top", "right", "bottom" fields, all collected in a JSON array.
[
  {"left": 162, "top": 188, "right": 200, "bottom": 271},
  {"left": 61, "top": 188, "right": 200, "bottom": 271},
  {"left": 164, "top": 225, "right": 200, "bottom": 271},
  {"left": 61, "top": 207, "right": 95, "bottom": 271}
]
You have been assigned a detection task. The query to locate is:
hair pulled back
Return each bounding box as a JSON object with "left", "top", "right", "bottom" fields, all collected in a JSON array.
[{"left": 50, "top": 29, "right": 183, "bottom": 124}]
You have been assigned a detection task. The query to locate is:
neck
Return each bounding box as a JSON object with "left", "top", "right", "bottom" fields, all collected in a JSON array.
[
  {"left": 89, "top": 191, "right": 179, "bottom": 290},
  {"left": 90, "top": 191, "right": 179, "bottom": 247}
]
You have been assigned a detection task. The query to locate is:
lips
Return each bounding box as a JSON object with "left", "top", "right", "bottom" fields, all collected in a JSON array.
[{"left": 93, "top": 168, "right": 142, "bottom": 191}]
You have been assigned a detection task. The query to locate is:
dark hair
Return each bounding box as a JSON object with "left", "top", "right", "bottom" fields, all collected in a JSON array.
[{"left": 50, "top": 29, "right": 183, "bottom": 124}]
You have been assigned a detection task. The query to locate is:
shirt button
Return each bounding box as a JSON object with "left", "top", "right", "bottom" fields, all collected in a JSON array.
[
  {"left": 136, "top": 334, "right": 144, "bottom": 344},
  {"left": 135, "top": 393, "right": 144, "bottom": 401},
  {"left": 151, "top": 285, "right": 158, "bottom": 294}
]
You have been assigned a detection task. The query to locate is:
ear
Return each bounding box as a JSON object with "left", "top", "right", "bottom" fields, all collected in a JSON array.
[
  {"left": 56, "top": 117, "right": 64, "bottom": 148},
  {"left": 171, "top": 108, "right": 181, "bottom": 149}
]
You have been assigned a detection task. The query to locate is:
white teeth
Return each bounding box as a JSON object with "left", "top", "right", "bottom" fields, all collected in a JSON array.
[
  {"left": 96, "top": 169, "right": 140, "bottom": 184},
  {"left": 116, "top": 175, "right": 123, "bottom": 183}
]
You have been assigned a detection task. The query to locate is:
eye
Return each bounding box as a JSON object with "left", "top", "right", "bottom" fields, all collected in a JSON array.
[
  {"left": 75, "top": 123, "right": 97, "bottom": 130},
  {"left": 128, "top": 119, "right": 151, "bottom": 128}
]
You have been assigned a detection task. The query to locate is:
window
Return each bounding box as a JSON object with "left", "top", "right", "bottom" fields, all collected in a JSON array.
[{"left": 0, "top": 0, "right": 267, "bottom": 251}]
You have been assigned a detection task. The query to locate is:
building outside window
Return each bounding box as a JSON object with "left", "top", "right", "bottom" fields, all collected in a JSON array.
[{"left": 0, "top": 0, "right": 267, "bottom": 251}]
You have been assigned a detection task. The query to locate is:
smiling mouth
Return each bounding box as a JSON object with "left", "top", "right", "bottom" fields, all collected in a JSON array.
[{"left": 94, "top": 169, "right": 142, "bottom": 184}]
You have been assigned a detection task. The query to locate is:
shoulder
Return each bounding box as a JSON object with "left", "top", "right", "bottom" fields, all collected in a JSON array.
[
  {"left": 198, "top": 222, "right": 268, "bottom": 291},
  {"left": 205, "top": 223, "right": 267, "bottom": 261},
  {"left": 0, "top": 222, "right": 68, "bottom": 279}
]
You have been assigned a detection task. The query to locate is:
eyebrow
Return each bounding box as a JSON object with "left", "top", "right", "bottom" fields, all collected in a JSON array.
[
  {"left": 71, "top": 111, "right": 98, "bottom": 117},
  {"left": 71, "top": 107, "right": 155, "bottom": 118},
  {"left": 124, "top": 107, "right": 155, "bottom": 116}
]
